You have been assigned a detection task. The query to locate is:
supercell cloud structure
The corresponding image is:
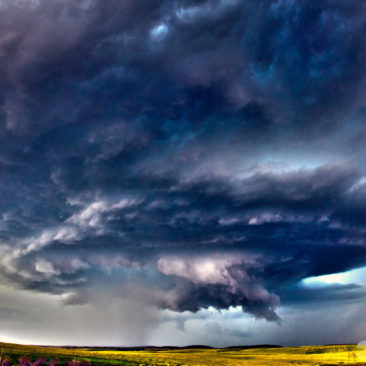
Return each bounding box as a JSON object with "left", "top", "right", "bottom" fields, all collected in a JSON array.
[{"left": 0, "top": 0, "right": 366, "bottom": 346}]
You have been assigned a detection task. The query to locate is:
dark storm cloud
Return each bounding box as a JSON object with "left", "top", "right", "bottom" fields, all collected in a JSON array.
[
  {"left": 279, "top": 283, "right": 366, "bottom": 305},
  {"left": 1, "top": 0, "right": 366, "bottom": 328}
]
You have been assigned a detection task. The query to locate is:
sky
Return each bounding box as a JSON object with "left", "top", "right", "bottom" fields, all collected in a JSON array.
[{"left": 1, "top": 0, "right": 366, "bottom": 347}]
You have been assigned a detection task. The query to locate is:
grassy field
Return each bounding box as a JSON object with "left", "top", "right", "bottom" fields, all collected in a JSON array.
[{"left": 1, "top": 342, "right": 366, "bottom": 365}]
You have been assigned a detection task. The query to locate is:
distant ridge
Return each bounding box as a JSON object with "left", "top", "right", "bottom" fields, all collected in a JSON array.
[
  {"left": 73, "top": 345, "right": 213, "bottom": 351},
  {"left": 60, "top": 344, "right": 281, "bottom": 351},
  {"left": 225, "top": 345, "right": 283, "bottom": 350}
]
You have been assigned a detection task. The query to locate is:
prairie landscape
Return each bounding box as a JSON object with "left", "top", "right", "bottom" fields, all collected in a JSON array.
[
  {"left": 1, "top": 343, "right": 366, "bottom": 366},
  {"left": 2, "top": 0, "right": 366, "bottom": 362}
]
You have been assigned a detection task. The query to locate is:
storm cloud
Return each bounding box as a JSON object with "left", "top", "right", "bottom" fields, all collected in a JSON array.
[{"left": 0, "top": 0, "right": 366, "bottom": 346}]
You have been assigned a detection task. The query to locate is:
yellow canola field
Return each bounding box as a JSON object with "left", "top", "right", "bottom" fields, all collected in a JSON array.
[
  {"left": 91, "top": 345, "right": 366, "bottom": 365},
  {"left": 1, "top": 342, "right": 366, "bottom": 365}
]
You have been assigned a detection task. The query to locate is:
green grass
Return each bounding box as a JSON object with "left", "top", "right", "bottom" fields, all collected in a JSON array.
[{"left": 1, "top": 342, "right": 366, "bottom": 365}]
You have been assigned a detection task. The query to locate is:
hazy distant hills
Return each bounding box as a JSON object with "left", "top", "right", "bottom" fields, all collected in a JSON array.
[{"left": 62, "top": 344, "right": 283, "bottom": 351}]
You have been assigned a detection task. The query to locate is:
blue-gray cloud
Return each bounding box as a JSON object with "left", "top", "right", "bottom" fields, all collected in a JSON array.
[{"left": 0, "top": 0, "right": 366, "bottom": 344}]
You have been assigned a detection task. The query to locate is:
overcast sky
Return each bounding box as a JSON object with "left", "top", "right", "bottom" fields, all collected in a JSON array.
[{"left": 1, "top": 0, "right": 366, "bottom": 347}]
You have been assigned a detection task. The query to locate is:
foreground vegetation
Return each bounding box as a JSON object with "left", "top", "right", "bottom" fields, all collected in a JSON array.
[{"left": 1, "top": 342, "right": 366, "bottom": 365}]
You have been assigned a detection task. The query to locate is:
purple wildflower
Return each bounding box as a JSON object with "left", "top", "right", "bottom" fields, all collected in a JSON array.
[
  {"left": 0, "top": 355, "right": 11, "bottom": 366},
  {"left": 30, "top": 358, "right": 48, "bottom": 366},
  {"left": 18, "top": 356, "right": 31, "bottom": 366}
]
